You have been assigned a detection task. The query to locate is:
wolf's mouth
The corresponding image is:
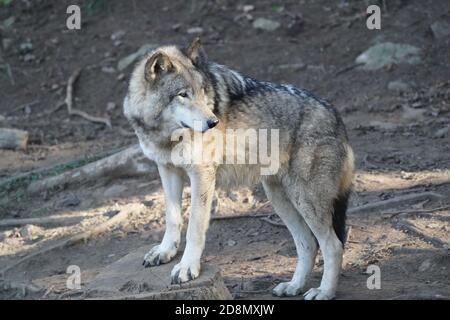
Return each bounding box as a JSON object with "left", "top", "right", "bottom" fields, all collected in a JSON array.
[{"left": 180, "top": 121, "right": 191, "bottom": 129}]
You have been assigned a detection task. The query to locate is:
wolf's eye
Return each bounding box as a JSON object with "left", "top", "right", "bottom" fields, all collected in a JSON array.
[{"left": 178, "top": 91, "right": 188, "bottom": 98}]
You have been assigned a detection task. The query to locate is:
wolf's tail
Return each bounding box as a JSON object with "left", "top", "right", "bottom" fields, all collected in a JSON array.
[{"left": 333, "top": 144, "right": 355, "bottom": 245}]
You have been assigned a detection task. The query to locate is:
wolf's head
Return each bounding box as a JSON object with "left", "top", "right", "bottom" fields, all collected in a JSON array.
[{"left": 124, "top": 38, "right": 219, "bottom": 135}]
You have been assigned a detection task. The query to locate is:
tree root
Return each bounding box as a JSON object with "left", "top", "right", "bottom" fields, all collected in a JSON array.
[
  {"left": 0, "top": 208, "right": 132, "bottom": 279},
  {"left": 393, "top": 220, "right": 448, "bottom": 248},
  {"left": 27, "top": 144, "right": 157, "bottom": 195},
  {"left": 348, "top": 192, "right": 445, "bottom": 215},
  {"left": 59, "top": 68, "right": 112, "bottom": 128}
]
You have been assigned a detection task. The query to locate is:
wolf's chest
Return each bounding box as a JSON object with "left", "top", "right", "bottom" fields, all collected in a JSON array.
[{"left": 138, "top": 135, "right": 173, "bottom": 165}]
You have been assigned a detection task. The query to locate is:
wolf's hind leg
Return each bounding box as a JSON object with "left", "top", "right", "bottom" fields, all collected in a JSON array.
[
  {"left": 285, "top": 185, "right": 344, "bottom": 300},
  {"left": 263, "top": 180, "right": 318, "bottom": 297},
  {"left": 143, "top": 165, "right": 183, "bottom": 267}
]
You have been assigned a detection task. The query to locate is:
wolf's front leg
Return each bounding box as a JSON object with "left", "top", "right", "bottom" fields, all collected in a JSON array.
[
  {"left": 143, "top": 164, "right": 184, "bottom": 267},
  {"left": 171, "top": 167, "right": 216, "bottom": 284}
]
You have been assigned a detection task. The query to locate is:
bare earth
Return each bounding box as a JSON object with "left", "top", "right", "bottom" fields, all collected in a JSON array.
[{"left": 0, "top": 0, "right": 449, "bottom": 299}]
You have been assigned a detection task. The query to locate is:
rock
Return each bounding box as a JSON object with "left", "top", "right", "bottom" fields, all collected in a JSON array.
[
  {"left": 227, "top": 191, "right": 239, "bottom": 202},
  {"left": 369, "top": 121, "right": 399, "bottom": 131},
  {"left": 19, "top": 41, "right": 33, "bottom": 54},
  {"left": 227, "top": 240, "right": 237, "bottom": 247},
  {"left": 430, "top": 21, "right": 450, "bottom": 40},
  {"left": 418, "top": 259, "right": 432, "bottom": 272},
  {"left": 355, "top": 42, "right": 421, "bottom": 70},
  {"left": 2, "top": 38, "right": 13, "bottom": 51},
  {"left": 388, "top": 80, "right": 414, "bottom": 92},
  {"left": 86, "top": 245, "right": 232, "bottom": 300},
  {"left": 104, "top": 184, "right": 128, "bottom": 198},
  {"left": 111, "top": 30, "right": 126, "bottom": 41},
  {"left": 19, "top": 225, "right": 43, "bottom": 241},
  {"left": 433, "top": 126, "right": 449, "bottom": 138},
  {"left": 3, "top": 16, "right": 15, "bottom": 29},
  {"left": 242, "top": 5, "right": 255, "bottom": 13},
  {"left": 23, "top": 54, "right": 35, "bottom": 62},
  {"left": 101, "top": 66, "right": 116, "bottom": 74},
  {"left": 187, "top": 27, "right": 204, "bottom": 34},
  {"left": 106, "top": 102, "right": 117, "bottom": 112},
  {"left": 401, "top": 105, "right": 426, "bottom": 121},
  {"left": 55, "top": 194, "right": 81, "bottom": 208},
  {"left": 252, "top": 18, "right": 281, "bottom": 31},
  {"left": 116, "top": 73, "right": 126, "bottom": 81},
  {"left": 117, "top": 44, "right": 158, "bottom": 71}
]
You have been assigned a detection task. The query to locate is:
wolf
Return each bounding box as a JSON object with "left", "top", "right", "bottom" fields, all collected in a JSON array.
[{"left": 123, "top": 38, "right": 354, "bottom": 300}]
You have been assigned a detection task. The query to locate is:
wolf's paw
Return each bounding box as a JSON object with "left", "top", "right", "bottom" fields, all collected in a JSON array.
[
  {"left": 272, "top": 281, "right": 304, "bottom": 297},
  {"left": 143, "top": 244, "right": 177, "bottom": 268},
  {"left": 303, "top": 287, "right": 335, "bottom": 300},
  {"left": 170, "top": 260, "right": 200, "bottom": 284}
]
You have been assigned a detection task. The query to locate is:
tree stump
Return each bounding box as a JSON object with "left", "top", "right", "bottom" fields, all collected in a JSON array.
[{"left": 86, "top": 246, "right": 232, "bottom": 300}]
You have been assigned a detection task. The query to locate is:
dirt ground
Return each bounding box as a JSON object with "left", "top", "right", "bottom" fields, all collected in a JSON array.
[{"left": 0, "top": 0, "right": 449, "bottom": 300}]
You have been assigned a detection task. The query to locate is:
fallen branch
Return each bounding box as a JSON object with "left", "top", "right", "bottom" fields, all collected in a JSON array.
[
  {"left": 348, "top": 192, "right": 445, "bottom": 215},
  {"left": 211, "top": 213, "right": 273, "bottom": 221},
  {"left": 393, "top": 220, "right": 448, "bottom": 248},
  {"left": 7, "top": 100, "right": 40, "bottom": 116},
  {"left": 0, "top": 212, "right": 109, "bottom": 228},
  {"left": 383, "top": 204, "right": 450, "bottom": 219},
  {"left": 0, "top": 147, "right": 126, "bottom": 192},
  {"left": 27, "top": 144, "right": 157, "bottom": 195},
  {"left": 0, "top": 208, "right": 131, "bottom": 278},
  {"left": 60, "top": 68, "right": 111, "bottom": 128}
]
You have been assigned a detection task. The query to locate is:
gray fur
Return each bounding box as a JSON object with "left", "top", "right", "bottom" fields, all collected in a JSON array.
[{"left": 124, "top": 40, "right": 355, "bottom": 300}]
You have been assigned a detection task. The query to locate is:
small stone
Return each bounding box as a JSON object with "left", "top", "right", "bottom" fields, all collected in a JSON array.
[
  {"left": 418, "top": 259, "right": 432, "bottom": 272},
  {"left": 117, "top": 73, "right": 126, "bottom": 81},
  {"left": 23, "top": 54, "right": 35, "bottom": 62},
  {"left": 355, "top": 42, "right": 421, "bottom": 70},
  {"left": 430, "top": 21, "right": 450, "bottom": 40},
  {"left": 19, "top": 41, "right": 33, "bottom": 53},
  {"left": 106, "top": 102, "right": 117, "bottom": 112},
  {"left": 2, "top": 38, "right": 13, "bottom": 51},
  {"left": 104, "top": 184, "right": 128, "bottom": 198},
  {"left": 227, "top": 191, "right": 239, "bottom": 202},
  {"left": 253, "top": 18, "right": 281, "bottom": 31},
  {"left": 19, "top": 225, "right": 43, "bottom": 241},
  {"left": 55, "top": 194, "right": 81, "bottom": 208},
  {"left": 3, "top": 16, "right": 15, "bottom": 29},
  {"left": 111, "top": 30, "right": 126, "bottom": 41},
  {"left": 401, "top": 105, "right": 426, "bottom": 121},
  {"left": 388, "top": 80, "right": 414, "bottom": 92},
  {"left": 242, "top": 5, "right": 255, "bottom": 13},
  {"left": 187, "top": 27, "right": 204, "bottom": 34},
  {"left": 101, "top": 66, "right": 116, "bottom": 74},
  {"left": 227, "top": 240, "right": 237, "bottom": 247},
  {"left": 433, "top": 126, "right": 449, "bottom": 138},
  {"left": 171, "top": 23, "right": 181, "bottom": 31}
]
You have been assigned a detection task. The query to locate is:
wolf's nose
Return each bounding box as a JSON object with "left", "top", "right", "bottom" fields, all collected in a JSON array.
[{"left": 207, "top": 118, "right": 219, "bottom": 128}]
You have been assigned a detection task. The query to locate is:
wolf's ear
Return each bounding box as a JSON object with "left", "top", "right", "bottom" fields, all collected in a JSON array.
[
  {"left": 186, "top": 37, "right": 207, "bottom": 66},
  {"left": 144, "top": 52, "right": 173, "bottom": 82}
]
